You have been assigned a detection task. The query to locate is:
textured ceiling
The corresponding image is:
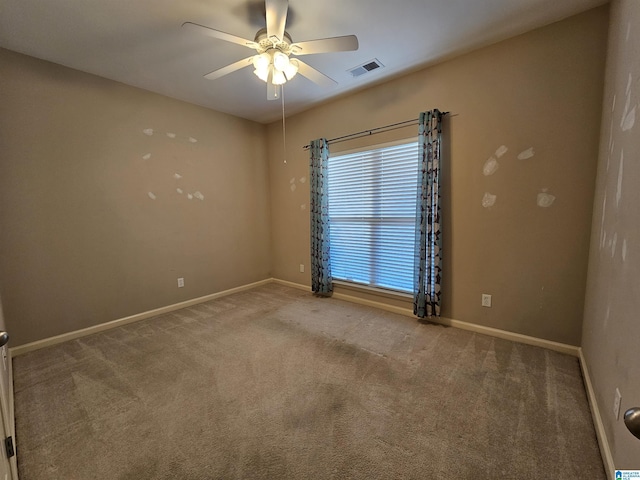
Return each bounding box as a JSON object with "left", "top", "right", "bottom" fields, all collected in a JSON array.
[{"left": 0, "top": 0, "right": 608, "bottom": 123}]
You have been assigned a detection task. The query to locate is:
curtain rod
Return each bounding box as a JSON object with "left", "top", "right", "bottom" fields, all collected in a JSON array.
[{"left": 302, "top": 111, "right": 450, "bottom": 150}]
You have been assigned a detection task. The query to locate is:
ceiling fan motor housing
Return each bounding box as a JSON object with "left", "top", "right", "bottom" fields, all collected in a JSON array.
[{"left": 254, "top": 27, "right": 293, "bottom": 54}]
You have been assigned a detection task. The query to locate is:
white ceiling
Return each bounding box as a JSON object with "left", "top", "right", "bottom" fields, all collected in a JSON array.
[{"left": 0, "top": 0, "right": 607, "bottom": 124}]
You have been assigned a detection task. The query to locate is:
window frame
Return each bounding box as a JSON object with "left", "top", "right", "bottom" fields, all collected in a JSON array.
[{"left": 327, "top": 138, "right": 419, "bottom": 295}]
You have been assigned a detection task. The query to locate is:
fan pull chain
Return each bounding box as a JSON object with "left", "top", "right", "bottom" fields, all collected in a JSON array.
[{"left": 281, "top": 85, "right": 287, "bottom": 164}]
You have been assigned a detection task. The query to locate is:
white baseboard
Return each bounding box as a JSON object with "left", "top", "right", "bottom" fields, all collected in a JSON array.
[
  {"left": 9, "top": 278, "right": 273, "bottom": 357},
  {"left": 437, "top": 316, "right": 579, "bottom": 357},
  {"left": 329, "top": 285, "right": 579, "bottom": 357},
  {"left": 271, "top": 278, "right": 310, "bottom": 292},
  {"left": 10, "top": 276, "right": 579, "bottom": 359},
  {"left": 272, "top": 278, "right": 579, "bottom": 356},
  {"left": 579, "top": 347, "right": 615, "bottom": 479}
]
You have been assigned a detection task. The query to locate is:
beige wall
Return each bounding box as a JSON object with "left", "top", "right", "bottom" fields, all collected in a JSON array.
[
  {"left": 583, "top": 0, "right": 640, "bottom": 470},
  {"left": 0, "top": 48, "right": 272, "bottom": 346},
  {"left": 268, "top": 7, "right": 608, "bottom": 346}
]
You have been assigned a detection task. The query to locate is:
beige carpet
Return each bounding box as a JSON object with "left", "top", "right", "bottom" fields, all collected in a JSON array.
[{"left": 13, "top": 283, "right": 605, "bottom": 479}]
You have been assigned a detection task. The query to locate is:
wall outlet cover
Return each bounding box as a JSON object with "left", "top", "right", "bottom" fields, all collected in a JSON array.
[
  {"left": 482, "top": 294, "right": 492, "bottom": 307},
  {"left": 177, "top": 277, "right": 185, "bottom": 288}
]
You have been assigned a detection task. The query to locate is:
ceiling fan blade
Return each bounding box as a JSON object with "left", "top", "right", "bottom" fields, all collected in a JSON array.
[
  {"left": 204, "top": 56, "right": 255, "bottom": 81},
  {"left": 182, "top": 22, "right": 259, "bottom": 49},
  {"left": 296, "top": 60, "right": 338, "bottom": 88},
  {"left": 290, "top": 35, "right": 359, "bottom": 55},
  {"left": 265, "top": 0, "right": 288, "bottom": 43},
  {"left": 267, "top": 82, "right": 281, "bottom": 101}
]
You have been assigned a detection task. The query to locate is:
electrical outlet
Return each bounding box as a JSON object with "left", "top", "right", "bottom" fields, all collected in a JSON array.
[
  {"left": 177, "top": 277, "right": 184, "bottom": 288},
  {"left": 481, "top": 294, "right": 492, "bottom": 307},
  {"left": 299, "top": 264, "right": 305, "bottom": 273},
  {"left": 614, "top": 388, "right": 622, "bottom": 420}
]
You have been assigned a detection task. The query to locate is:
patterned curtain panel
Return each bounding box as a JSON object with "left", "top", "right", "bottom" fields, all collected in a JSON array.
[
  {"left": 413, "top": 110, "right": 443, "bottom": 317},
  {"left": 310, "top": 138, "right": 333, "bottom": 296}
]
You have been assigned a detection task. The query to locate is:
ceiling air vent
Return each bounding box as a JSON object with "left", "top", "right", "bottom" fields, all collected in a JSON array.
[{"left": 348, "top": 59, "right": 384, "bottom": 78}]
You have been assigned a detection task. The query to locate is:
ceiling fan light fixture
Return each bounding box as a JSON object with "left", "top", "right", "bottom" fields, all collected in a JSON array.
[
  {"left": 254, "top": 66, "right": 270, "bottom": 82},
  {"left": 284, "top": 59, "right": 299, "bottom": 80},
  {"left": 272, "top": 69, "right": 286, "bottom": 85},
  {"left": 273, "top": 51, "right": 290, "bottom": 71},
  {"left": 253, "top": 52, "right": 271, "bottom": 72}
]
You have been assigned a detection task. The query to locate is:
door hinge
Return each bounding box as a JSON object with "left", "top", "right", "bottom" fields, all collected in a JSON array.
[{"left": 4, "top": 436, "right": 14, "bottom": 458}]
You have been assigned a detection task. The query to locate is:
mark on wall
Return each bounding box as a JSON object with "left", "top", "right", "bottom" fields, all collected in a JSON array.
[
  {"left": 607, "top": 118, "right": 614, "bottom": 172},
  {"left": 621, "top": 106, "right": 635, "bottom": 131},
  {"left": 609, "top": 117, "right": 614, "bottom": 148},
  {"left": 482, "top": 192, "right": 497, "bottom": 208},
  {"left": 608, "top": 140, "right": 614, "bottom": 172},
  {"left": 290, "top": 184, "right": 297, "bottom": 192},
  {"left": 611, "top": 232, "right": 618, "bottom": 258},
  {"left": 616, "top": 150, "right": 624, "bottom": 207},
  {"left": 495, "top": 145, "right": 508, "bottom": 158},
  {"left": 626, "top": 22, "right": 631, "bottom": 42},
  {"left": 600, "top": 193, "right": 607, "bottom": 250},
  {"left": 604, "top": 304, "right": 610, "bottom": 329},
  {"left": 620, "top": 75, "right": 635, "bottom": 131},
  {"left": 141, "top": 125, "right": 204, "bottom": 205},
  {"left": 300, "top": 204, "right": 307, "bottom": 211},
  {"left": 299, "top": 177, "right": 307, "bottom": 184},
  {"left": 537, "top": 189, "right": 555, "bottom": 208},
  {"left": 483, "top": 156, "right": 499, "bottom": 176},
  {"left": 612, "top": 93, "right": 616, "bottom": 112},
  {"left": 517, "top": 148, "right": 535, "bottom": 160},
  {"left": 622, "top": 238, "right": 628, "bottom": 262}
]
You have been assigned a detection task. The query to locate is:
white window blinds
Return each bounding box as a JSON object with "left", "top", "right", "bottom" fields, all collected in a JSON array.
[{"left": 327, "top": 141, "right": 419, "bottom": 293}]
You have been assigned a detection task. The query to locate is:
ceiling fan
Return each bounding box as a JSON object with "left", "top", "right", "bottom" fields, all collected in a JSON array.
[{"left": 183, "top": 0, "right": 359, "bottom": 100}]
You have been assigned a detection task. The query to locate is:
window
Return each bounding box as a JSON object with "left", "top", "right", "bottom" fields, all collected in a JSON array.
[{"left": 327, "top": 140, "right": 419, "bottom": 293}]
